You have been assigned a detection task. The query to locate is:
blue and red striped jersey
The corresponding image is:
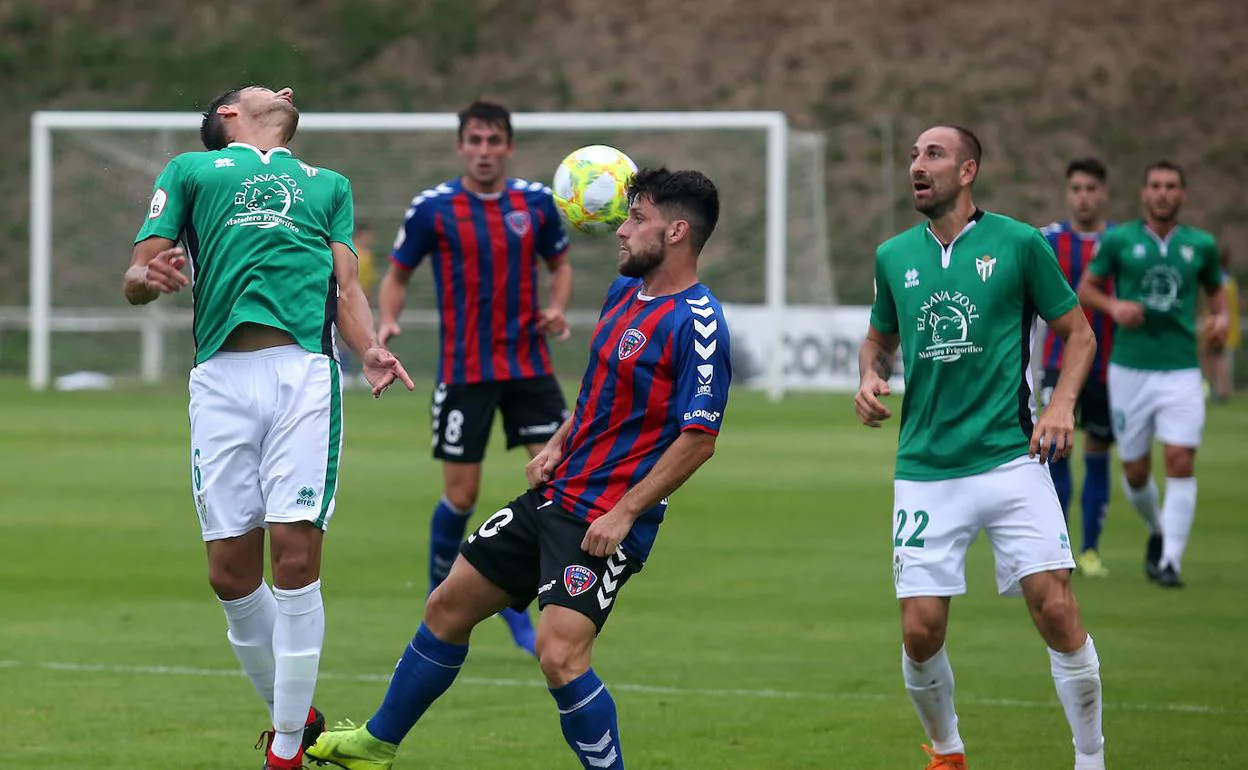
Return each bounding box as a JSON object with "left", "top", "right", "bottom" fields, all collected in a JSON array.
[
  {"left": 1040, "top": 221, "right": 1114, "bottom": 383},
  {"left": 544, "top": 277, "right": 732, "bottom": 562},
  {"left": 391, "top": 177, "right": 571, "bottom": 384}
]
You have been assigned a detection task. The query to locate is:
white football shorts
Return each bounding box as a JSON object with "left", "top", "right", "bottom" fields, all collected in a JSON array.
[
  {"left": 891, "top": 455, "right": 1075, "bottom": 598},
  {"left": 1107, "top": 364, "right": 1205, "bottom": 462},
  {"left": 188, "top": 345, "right": 343, "bottom": 541}
]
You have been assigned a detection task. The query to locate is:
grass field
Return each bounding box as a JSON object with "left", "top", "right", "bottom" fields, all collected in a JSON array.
[{"left": 2, "top": 379, "right": 1245, "bottom": 769}]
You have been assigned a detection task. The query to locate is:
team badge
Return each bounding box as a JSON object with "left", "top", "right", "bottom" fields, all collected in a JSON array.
[
  {"left": 563, "top": 565, "right": 598, "bottom": 597},
  {"left": 505, "top": 210, "right": 531, "bottom": 237},
  {"left": 618, "top": 328, "right": 648, "bottom": 361},
  {"left": 975, "top": 255, "right": 995, "bottom": 282},
  {"left": 1180, "top": 245, "right": 1195, "bottom": 262}
]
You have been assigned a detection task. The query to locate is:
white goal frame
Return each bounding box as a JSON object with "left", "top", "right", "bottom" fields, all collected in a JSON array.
[{"left": 28, "top": 110, "right": 789, "bottom": 398}]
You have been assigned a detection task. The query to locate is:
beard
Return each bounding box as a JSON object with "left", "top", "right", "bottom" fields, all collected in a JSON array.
[
  {"left": 1147, "top": 200, "right": 1180, "bottom": 223},
  {"left": 618, "top": 238, "right": 665, "bottom": 278},
  {"left": 914, "top": 181, "right": 959, "bottom": 218}
]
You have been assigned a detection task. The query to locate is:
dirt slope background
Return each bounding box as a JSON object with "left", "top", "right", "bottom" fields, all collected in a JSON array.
[{"left": 2, "top": 0, "right": 1246, "bottom": 308}]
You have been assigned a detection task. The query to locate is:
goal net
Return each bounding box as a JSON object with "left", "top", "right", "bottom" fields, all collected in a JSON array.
[{"left": 21, "top": 111, "right": 833, "bottom": 396}]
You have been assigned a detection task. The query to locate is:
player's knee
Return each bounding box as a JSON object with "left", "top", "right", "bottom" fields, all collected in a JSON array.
[
  {"left": 207, "top": 560, "right": 262, "bottom": 601},
  {"left": 900, "top": 615, "right": 947, "bottom": 662},
  {"left": 1163, "top": 446, "right": 1195, "bottom": 477},
  {"left": 270, "top": 548, "right": 319, "bottom": 590},
  {"left": 1123, "top": 461, "right": 1151, "bottom": 489},
  {"left": 536, "top": 636, "right": 591, "bottom": 688},
  {"left": 443, "top": 483, "right": 480, "bottom": 513},
  {"left": 1028, "top": 580, "right": 1082, "bottom": 641},
  {"left": 422, "top": 585, "right": 476, "bottom": 642}
]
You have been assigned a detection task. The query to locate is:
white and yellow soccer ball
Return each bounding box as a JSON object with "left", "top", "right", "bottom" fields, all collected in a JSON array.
[{"left": 551, "top": 145, "right": 638, "bottom": 235}]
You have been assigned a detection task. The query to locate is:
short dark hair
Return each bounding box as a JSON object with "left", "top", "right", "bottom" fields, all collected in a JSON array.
[
  {"left": 1144, "top": 159, "right": 1185, "bottom": 187},
  {"left": 458, "top": 101, "right": 512, "bottom": 142},
  {"left": 627, "top": 167, "right": 720, "bottom": 253},
  {"left": 200, "top": 85, "right": 254, "bottom": 151},
  {"left": 946, "top": 125, "right": 982, "bottom": 166},
  {"left": 1066, "top": 157, "right": 1108, "bottom": 183}
]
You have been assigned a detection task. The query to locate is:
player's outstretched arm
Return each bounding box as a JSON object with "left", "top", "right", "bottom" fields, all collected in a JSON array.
[
  {"left": 855, "top": 326, "right": 899, "bottom": 428},
  {"left": 377, "top": 263, "right": 413, "bottom": 347},
  {"left": 123, "top": 236, "right": 188, "bottom": 305},
  {"left": 1031, "top": 305, "right": 1096, "bottom": 464},
  {"left": 332, "top": 242, "right": 415, "bottom": 397},
  {"left": 581, "top": 430, "right": 718, "bottom": 557}
]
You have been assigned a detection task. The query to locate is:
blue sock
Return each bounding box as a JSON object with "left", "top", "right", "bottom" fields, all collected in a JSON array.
[
  {"left": 366, "top": 623, "right": 467, "bottom": 745},
  {"left": 1081, "top": 452, "right": 1110, "bottom": 553},
  {"left": 429, "top": 498, "right": 472, "bottom": 593},
  {"left": 550, "top": 669, "right": 622, "bottom": 769},
  {"left": 1048, "top": 455, "right": 1072, "bottom": 522}
]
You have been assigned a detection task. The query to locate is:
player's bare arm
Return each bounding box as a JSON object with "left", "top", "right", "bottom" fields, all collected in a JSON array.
[
  {"left": 124, "top": 236, "right": 188, "bottom": 304},
  {"left": 1202, "top": 283, "right": 1230, "bottom": 347},
  {"left": 855, "top": 325, "right": 900, "bottom": 428},
  {"left": 581, "top": 430, "right": 717, "bottom": 557},
  {"left": 1077, "top": 272, "right": 1143, "bottom": 328},
  {"left": 377, "top": 262, "right": 413, "bottom": 347},
  {"left": 1031, "top": 305, "right": 1096, "bottom": 464},
  {"left": 333, "top": 242, "right": 415, "bottom": 397},
  {"left": 537, "top": 254, "right": 573, "bottom": 341},
  {"left": 527, "top": 417, "right": 573, "bottom": 488}
]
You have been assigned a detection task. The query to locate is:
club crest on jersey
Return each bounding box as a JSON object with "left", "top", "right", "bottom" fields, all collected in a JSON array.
[
  {"left": 975, "top": 255, "right": 995, "bottom": 282},
  {"left": 618, "top": 328, "right": 648, "bottom": 361},
  {"left": 505, "top": 210, "right": 531, "bottom": 237},
  {"left": 563, "top": 565, "right": 598, "bottom": 597}
]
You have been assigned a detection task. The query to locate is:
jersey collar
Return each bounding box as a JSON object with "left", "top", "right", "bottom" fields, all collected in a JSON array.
[
  {"left": 227, "top": 142, "right": 292, "bottom": 164},
  {"left": 926, "top": 208, "right": 984, "bottom": 268}
]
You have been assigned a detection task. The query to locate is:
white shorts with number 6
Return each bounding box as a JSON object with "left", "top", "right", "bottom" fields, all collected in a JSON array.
[
  {"left": 1107, "top": 364, "right": 1204, "bottom": 462},
  {"left": 891, "top": 455, "right": 1075, "bottom": 599},
  {"left": 188, "top": 345, "right": 344, "bottom": 541}
]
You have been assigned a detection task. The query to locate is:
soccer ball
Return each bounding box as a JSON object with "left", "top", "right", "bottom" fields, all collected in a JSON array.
[{"left": 551, "top": 145, "right": 637, "bottom": 235}]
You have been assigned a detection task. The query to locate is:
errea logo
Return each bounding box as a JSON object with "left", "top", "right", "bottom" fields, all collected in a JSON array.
[
  {"left": 295, "top": 486, "right": 317, "bottom": 507},
  {"left": 904, "top": 268, "right": 920, "bottom": 289}
]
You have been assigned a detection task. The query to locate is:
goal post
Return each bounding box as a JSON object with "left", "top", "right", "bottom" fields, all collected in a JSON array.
[{"left": 28, "top": 110, "right": 805, "bottom": 398}]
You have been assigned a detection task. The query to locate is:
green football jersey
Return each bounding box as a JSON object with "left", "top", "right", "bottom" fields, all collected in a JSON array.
[
  {"left": 134, "top": 142, "right": 356, "bottom": 365},
  {"left": 1087, "top": 220, "right": 1221, "bottom": 371},
  {"left": 870, "top": 212, "right": 1079, "bottom": 481}
]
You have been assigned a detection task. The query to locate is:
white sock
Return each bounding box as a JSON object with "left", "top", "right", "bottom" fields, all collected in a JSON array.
[
  {"left": 1122, "top": 476, "right": 1160, "bottom": 534},
  {"left": 220, "top": 583, "right": 278, "bottom": 719},
  {"left": 271, "top": 580, "right": 325, "bottom": 760},
  {"left": 1161, "top": 477, "right": 1197, "bottom": 571},
  {"left": 1050, "top": 635, "right": 1104, "bottom": 769},
  {"left": 902, "top": 645, "right": 964, "bottom": 755}
]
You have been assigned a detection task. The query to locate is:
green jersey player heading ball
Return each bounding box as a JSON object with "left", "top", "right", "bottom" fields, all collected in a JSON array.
[
  {"left": 123, "top": 85, "right": 414, "bottom": 770},
  {"left": 855, "top": 125, "right": 1106, "bottom": 770}
]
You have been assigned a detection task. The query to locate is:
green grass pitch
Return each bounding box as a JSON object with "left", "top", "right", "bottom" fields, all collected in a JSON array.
[{"left": 1, "top": 380, "right": 1244, "bottom": 768}]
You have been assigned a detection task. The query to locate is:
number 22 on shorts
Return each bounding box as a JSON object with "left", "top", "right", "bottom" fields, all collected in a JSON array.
[{"left": 893, "top": 508, "right": 929, "bottom": 548}]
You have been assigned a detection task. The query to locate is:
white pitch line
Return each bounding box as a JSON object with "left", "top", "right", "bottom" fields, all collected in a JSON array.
[{"left": 2, "top": 660, "right": 1244, "bottom": 717}]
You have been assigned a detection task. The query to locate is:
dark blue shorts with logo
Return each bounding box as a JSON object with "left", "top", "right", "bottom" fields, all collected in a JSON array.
[{"left": 459, "top": 489, "right": 642, "bottom": 633}]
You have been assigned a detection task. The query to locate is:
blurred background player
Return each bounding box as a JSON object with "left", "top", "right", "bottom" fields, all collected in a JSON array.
[
  {"left": 307, "top": 168, "right": 730, "bottom": 770},
  {"left": 856, "top": 126, "right": 1104, "bottom": 770},
  {"left": 123, "top": 85, "right": 413, "bottom": 769},
  {"left": 1038, "top": 158, "right": 1115, "bottom": 577},
  {"left": 378, "top": 101, "right": 573, "bottom": 654},
  {"left": 1200, "top": 246, "right": 1239, "bottom": 403},
  {"left": 1078, "top": 160, "right": 1230, "bottom": 588}
]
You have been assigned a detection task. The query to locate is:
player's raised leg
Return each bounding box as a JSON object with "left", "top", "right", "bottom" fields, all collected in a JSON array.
[{"left": 307, "top": 555, "right": 510, "bottom": 769}]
